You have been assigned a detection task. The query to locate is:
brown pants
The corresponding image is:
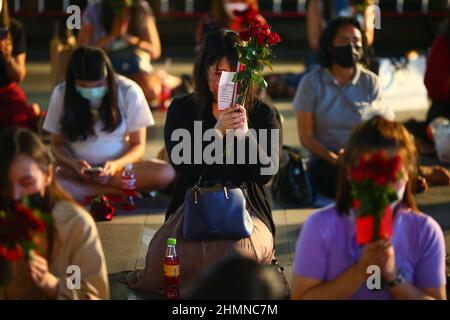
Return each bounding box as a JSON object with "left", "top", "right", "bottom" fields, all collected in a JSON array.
[{"left": 122, "top": 205, "right": 275, "bottom": 297}]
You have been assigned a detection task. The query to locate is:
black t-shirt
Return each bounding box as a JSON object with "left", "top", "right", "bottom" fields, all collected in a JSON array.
[
  {"left": 0, "top": 19, "right": 27, "bottom": 87},
  {"left": 164, "top": 94, "right": 283, "bottom": 236}
]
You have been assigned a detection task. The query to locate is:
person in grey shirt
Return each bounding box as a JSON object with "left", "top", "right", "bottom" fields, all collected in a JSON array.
[{"left": 293, "top": 16, "right": 394, "bottom": 199}]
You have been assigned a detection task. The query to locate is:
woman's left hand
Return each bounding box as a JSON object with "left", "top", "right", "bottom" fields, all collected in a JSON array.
[
  {"left": 380, "top": 240, "right": 397, "bottom": 282},
  {"left": 27, "top": 252, "right": 59, "bottom": 299},
  {"left": 0, "top": 39, "right": 13, "bottom": 61},
  {"left": 122, "top": 34, "right": 140, "bottom": 47},
  {"left": 231, "top": 105, "right": 249, "bottom": 139},
  {"left": 98, "top": 161, "right": 119, "bottom": 184}
]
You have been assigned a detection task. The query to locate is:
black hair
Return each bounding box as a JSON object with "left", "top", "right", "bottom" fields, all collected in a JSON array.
[
  {"left": 318, "top": 16, "right": 369, "bottom": 69},
  {"left": 61, "top": 46, "right": 121, "bottom": 142},
  {"left": 187, "top": 254, "right": 288, "bottom": 300},
  {"left": 193, "top": 29, "right": 254, "bottom": 116}
]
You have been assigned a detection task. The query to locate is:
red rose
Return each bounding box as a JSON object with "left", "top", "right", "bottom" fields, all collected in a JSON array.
[
  {"left": 0, "top": 244, "right": 24, "bottom": 261},
  {"left": 353, "top": 199, "right": 362, "bottom": 210},
  {"left": 256, "top": 33, "right": 267, "bottom": 46},
  {"left": 389, "top": 156, "right": 402, "bottom": 181},
  {"left": 104, "top": 206, "right": 116, "bottom": 221},
  {"left": 268, "top": 32, "right": 281, "bottom": 46},
  {"left": 239, "top": 28, "right": 250, "bottom": 42},
  {"left": 90, "top": 195, "right": 116, "bottom": 221},
  {"left": 375, "top": 174, "right": 388, "bottom": 187},
  {"left": 351, "top": 167, "right": 364, "bottom": 181},
  {"left": 367, "top": 170, "right": 377, "bottom": 180},
  {"left": 250, "top": 23, "right": 269, "bottom": 39}
]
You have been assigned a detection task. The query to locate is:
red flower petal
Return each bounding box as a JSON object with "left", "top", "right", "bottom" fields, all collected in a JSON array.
[
  {"left": 268, "top": 32, "right": 281, "bottom": 46},
  {"left": 379, "top": 206, "right": 393, "bottom": 240},
  {"left": 239, "top": 28, "right": 250, "bottom": 42},
  {"left": 355, "top": 215, "right": 374, "bottom": 245},
  {"left": 353, "top": 199, "right": 362, "bottom": 210},
  {"left": 0, "top": 244, "right": 24, "bottom": 261},
  {"left": 375, "top": 175, "right": 388, "bottom": 187}
]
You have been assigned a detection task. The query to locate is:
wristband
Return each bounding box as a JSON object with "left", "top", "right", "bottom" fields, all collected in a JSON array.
[{"left": 386, "top": 268, "right": 406, "bottom": 288}]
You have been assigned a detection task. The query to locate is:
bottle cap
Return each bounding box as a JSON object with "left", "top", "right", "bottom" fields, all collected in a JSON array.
[
  {"left": 167, "top": 238, "right": 177, "bottom": 246},
  {"left": 125, "top": 163, "right": 133, "bottom": 171}
]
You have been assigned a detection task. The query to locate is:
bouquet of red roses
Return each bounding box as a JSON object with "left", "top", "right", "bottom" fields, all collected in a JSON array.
[
  {"left": 0, "top": 200, "right": 50, "bottom": 261},
  {"left": 350, "top": 150, "right": 403, "bottom": 245},
  {"left": 89, "top": 195, "right": 116, "bottom": 222},
  {"left": 234, "top": 23, "right": 281, "bottom": 105}
]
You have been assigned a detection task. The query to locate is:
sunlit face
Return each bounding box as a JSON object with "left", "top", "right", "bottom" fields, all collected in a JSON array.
[
  {"left": 207, "top": 57, "right": 234, "bottom": 101},
  {"left": 8, "top": 154, "right": 52, "bottom": 201},
  {"left": 333, "top": 24, "right": 363, "bottom": 48}
]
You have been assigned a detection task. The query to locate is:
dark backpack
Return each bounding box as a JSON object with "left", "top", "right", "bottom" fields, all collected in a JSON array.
[{"left": 271, "top": 145, "right": 316, "bottom": 207}]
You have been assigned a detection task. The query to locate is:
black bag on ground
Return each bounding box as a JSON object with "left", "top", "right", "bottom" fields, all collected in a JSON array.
[{"left": 271, "top": 145, "right": 316, "bottom": 207}]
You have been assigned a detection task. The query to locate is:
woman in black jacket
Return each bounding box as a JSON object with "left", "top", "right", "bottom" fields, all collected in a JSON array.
[{"left": 118, "top": 29, "right": 282, "bottom": 296}]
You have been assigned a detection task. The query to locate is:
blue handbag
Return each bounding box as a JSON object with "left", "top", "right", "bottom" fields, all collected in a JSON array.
[
  {"left": 108, "top": 44, "right": 141, "bottom": 76},
  {"left": 182, "top": 168, "right": 254, "bottom": 241}
]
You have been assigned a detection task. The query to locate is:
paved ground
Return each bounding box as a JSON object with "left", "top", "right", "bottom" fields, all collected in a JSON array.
[{"left": 21, "top": 60, "right": 450, "bottom": 300}]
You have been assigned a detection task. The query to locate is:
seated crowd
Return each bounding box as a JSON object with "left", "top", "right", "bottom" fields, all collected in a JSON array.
[{"left": 0, "top": 0, "right": 448, "bottom": 300}]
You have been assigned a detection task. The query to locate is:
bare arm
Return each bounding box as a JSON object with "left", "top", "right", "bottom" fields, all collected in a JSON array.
[
  {"left": 381, "top": 244, "right": 446, "bottom": 300},
  {"left": 297, "top": 111, "right": 339, "bottom": 165},
  {"left": 292, "top": 264, "right": 366, "bottom": 300},
  {"left": 364, "top": 3, "right": 376, "bottom": 47},
  {"left": 109, "top": 128, "right": 146, "bottom": 171},
  {"left": 50, "top": 134, "right": 79, "bottom": 171},
  {"left": 139, "top": 17, "right": 161, "bottom": 60},
  {"left": 4, "top": 51, "right": 26, "bottom": 83},
  {"left": 292, "top": 241, "right": 391, "bottom": 300},
  {"left": 114, "top": 128, "right": 147, "bottom": 169},
  {"left": 77, "top": 22, "right": 94, "bottom": 46},
  {"left": 77, "top": 21, "right": 118, "bottom": 51},
  {"left": 387, "top": 283, "right": 446, "bottom": 300},
  {"left": 306, "top": 0, "right": 323, "bottom": 52}
]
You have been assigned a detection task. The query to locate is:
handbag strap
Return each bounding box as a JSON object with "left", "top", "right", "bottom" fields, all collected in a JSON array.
[
  {"left": 195, "top": 166, "right": 209, "bottom": 187},
  {"left": 194, "top": 165, "right": 248, "bottom": 192}
]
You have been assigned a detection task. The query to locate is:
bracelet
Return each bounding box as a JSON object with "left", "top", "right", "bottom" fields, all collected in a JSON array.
[{"left": 386, "top": 269, "right": 406, "bottom": 288}]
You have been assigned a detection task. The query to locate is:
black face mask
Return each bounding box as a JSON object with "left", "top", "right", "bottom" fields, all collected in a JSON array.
[
  {"left": 27, "top": 192, "right": 46, "bottom": 210},
  {"left": 332, "top": 44, "right": 363, "bottom": 68},
  {"left": 0, "top": 192, "right": 49, "bottom": 212}
]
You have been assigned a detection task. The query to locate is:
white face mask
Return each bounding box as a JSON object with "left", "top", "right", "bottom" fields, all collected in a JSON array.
[
  {"left": 224, "top": 2, "right": 248, "bottom": 19},
  {"left": 391, "top": 180, "right": 407, "bottom": 210}
]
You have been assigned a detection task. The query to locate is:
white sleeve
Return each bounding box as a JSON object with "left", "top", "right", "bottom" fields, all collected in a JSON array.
[
  {"left": 123, "top": 82, "right": 155, "bottom": 133},
  {"left": 43, "top": 84, "right": 66, "bottom": 135}
]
